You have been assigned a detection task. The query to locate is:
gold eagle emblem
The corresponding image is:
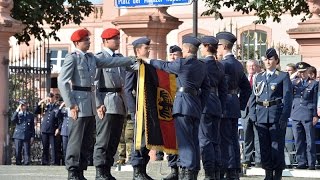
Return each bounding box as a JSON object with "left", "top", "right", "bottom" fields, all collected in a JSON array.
[{"left": 157, "top": 87, "right": 174, "bottom": 121}]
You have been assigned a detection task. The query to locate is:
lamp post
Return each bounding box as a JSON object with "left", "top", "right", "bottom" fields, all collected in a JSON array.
[{"left": 193, "top": 0, "right": 198, "bottom": 37}]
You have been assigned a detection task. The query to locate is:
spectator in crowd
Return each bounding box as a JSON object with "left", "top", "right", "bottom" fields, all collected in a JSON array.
[
  {"left": 286, "top": 63, "right": 298, "bottom": 80},
  {"left": 241, "top": 59, "right": 261, "bottom": 168},
  {"left": 34, "top": 93, "right": 60, "bottom": 165},
  {"left": 284, "top": 63, "right": 298, "bottom": 167},
  {"left": 11, "top": 100, "right": 35, "bottom": 165},
  {"left": 57, "top": 101, "right": 69, "bottom": 165},
  {"left": 307, "top": 66, "right": 317, "bottom": 80},
  {"left": 290, "top": 62, "right": 318, "bottom": 170}
]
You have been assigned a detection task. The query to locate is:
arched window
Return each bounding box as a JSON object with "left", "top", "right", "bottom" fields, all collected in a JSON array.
[{"left": 240, "top": 30, "right": 267, "bottom": 60}]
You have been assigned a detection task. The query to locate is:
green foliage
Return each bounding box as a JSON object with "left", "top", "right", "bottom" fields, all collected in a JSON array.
[
  {"left": 202, "top": 0, "right": 310, "bottom": 24},
  {"left": 11, "top": 0, "right": 93, "bottom": 44}
]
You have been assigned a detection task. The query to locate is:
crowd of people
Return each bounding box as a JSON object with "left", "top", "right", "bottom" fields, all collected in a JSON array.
[{"left": 9, "top": 27, "right": 320, "bottom": 180}]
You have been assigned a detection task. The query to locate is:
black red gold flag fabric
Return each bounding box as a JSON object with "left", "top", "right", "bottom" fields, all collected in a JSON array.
[{"left": 135, "top": 63, "right": 178, "bottom": 154}]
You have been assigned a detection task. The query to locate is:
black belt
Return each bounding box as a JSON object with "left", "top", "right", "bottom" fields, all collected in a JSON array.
[
  {"left": 228, "top": 89, "right": 238, "bottom": 95},
  {"left": 72, "top": 85, "right": 95, "bottom": 92},
  {"left": 177, "top": 87, "right": 198, "bottom": 96},
  {"left": 99, "top": 87, "right": 122, "bottom": 93},
  {"left": 210, "top": 87, "right": 219, "bottom": 96},
  {"left": 257, "top": 99, "right": 282, "bottom": 107}
]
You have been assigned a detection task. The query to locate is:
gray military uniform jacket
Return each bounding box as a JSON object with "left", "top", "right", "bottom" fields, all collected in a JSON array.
[
  {"left": 95, "top": 50, "right": 127, "bottom": 115},
  {"left": 58, "top": 50, "right": 133, "bottom": 118}
]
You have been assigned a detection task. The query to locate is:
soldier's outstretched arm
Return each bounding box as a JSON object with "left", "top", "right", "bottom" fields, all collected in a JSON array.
[
  {"left": 57, "top": 54, "right": 77, "bottom": 108},
  {"left": 143, "top": 58, "right": 182, "bottom": 75},
  {"left": 95, "top": 55, "right": 135, "bottom": 68}
]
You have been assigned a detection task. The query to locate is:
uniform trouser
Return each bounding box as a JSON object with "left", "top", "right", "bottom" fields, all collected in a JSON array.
[
  {"left": 285, "top": 124, "right": 295, "bottom": 164},
  {"left": 118, "top": 118, "right": 134, "bottom": 162},
  {"left": 220, "top": 118, "right": 240, "bottom": 170},
  {"left": 14, "top": 139, "right": 30, "bottom": 165},
  {"left": 65, "top": 116, "right": 95, "bottom": 171},
  {"left": 131, "top": 146, "right": 150, "bottom": 167},
  {"left": 199, "top": 113, "right": 221, "bottom": 170},
  {"left": 175, "top": 114, "right": 200, "bottom": 171},
  {"left": 167, "top": 154, "right": 178, "bottom": 168},
  {"left": 41, "top": 132, "right": 55, "bottom": 164},
  {"left": 62, "top": 135, "right": 68, "bottom": 162},
  {"left": 240, "top": 117, "right": 261, "bottom": 164},
  {"left": 93, "top": 114, "right": 125, "bottom": 167},
  {"left": 292, "top": 120, "right": 316, "bottom": 167},
  {"left": 54, "top": 135, "right": 62, "bottom": 165},
  {"left": 255, "top": 123, "right": 286, "bottom": 170}
]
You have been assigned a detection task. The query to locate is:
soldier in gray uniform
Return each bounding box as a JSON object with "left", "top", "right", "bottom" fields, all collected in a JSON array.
[
  {"left": 58, "top": 28, "right": 136, "bottom": 180},
  {"left": 93, "top": 28, "right": 130, "bottom": 180}
]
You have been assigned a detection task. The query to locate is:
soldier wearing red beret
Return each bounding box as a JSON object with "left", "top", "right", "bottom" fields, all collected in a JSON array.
[
  {"left": 58, "top": 28, "right": 137, "bottom": 180},
  {"left": 93, "top": 28, "right": 128, "bottom": 180}
]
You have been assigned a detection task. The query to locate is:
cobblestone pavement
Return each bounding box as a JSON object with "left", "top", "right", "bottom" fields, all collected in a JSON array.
[{"left": 0, "top": 161, "right": 319, "bottom": 180}]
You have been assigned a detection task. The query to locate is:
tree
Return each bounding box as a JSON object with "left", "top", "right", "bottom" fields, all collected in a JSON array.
[
  {"left": 201, "top": 0, "right": 310, "bottom": 24},
  {"left": 11, "top": 0, "right": 93, "bottom": 44}
]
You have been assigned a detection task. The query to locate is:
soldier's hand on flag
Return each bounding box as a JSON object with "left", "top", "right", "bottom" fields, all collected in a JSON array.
[
  {"left": 97, "top": 105, "right": 106, "bottom": 120},
  {"left": 70, "top": 105, "right": 79, "bottom": 121},
  {"left": 317, "top": 108, "right": 320, "bottom": 117}
]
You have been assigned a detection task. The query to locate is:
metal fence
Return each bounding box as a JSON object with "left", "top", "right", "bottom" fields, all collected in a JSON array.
[{"left": 8, "top": 40, "right": 51, "bottom": 164}]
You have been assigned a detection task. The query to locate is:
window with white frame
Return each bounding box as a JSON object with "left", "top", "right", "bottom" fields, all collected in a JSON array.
[
  {"left": 50, "top": 49, "right": 68, "bottom": 73},
  {"left": 240, "top": 30, "right": 267, "bottom": 60}
]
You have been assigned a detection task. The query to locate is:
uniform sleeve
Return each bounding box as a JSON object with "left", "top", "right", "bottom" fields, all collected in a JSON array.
[
  {"left": 58, "top": 54, "right": 77, "bottom": 108},
  {"left": 280, "top": 73, "right": 293, "bottom": 122},
  {"left": 124, "top": 71, "right": 137, "bottom": 113},
  {"left": 200, "top": 75, "right": 210, "bottom": 110},
  {"left": 34, "top": 104, "right": 42, "bottom": 115},
  {"left": 11, "top": 111, "right": 19, "bottom": 123},
  {"left": 95, "top": 55, "right": 134, "bottom": 68},
  {"left": 218, "top": 65, "right": 228, "bottom": 116},
  {"left": 95, "top": 69, "right": 104, "bottom": 107},
  {"left": 313, "top": 82, "right": 318, "bottom": 117},
  {"left": 238, "top": 73, "right": 252, "bottom": 110},
  {"left": 149, "top": 59, "right": 181, "bottom": 75}
]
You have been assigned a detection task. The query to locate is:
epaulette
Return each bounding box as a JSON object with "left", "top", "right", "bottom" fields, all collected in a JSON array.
[
  {"left": 198, "top": 59, "right": 205, "bottom": 63},
  {"left": 96, "top": 51, "right": 103, "bottom": 55}
]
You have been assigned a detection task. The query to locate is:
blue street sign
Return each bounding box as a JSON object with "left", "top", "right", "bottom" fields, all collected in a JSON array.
[{"left": 115, "top": 0, "right": 192, "bottom": 8}]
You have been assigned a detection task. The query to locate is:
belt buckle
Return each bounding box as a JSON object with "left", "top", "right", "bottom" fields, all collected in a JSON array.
[
  {"left": 263, "top": 100, "right": 269, "bottom": 107},
  {"left": 91, "top": 85, "right": 95, "bottom": 92}
]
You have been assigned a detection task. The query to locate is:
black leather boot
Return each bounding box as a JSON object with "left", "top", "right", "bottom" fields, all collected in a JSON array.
[
  {"left": 162, "top": 167, "right": 179, "bottom": 180},
  {"left": 133, "top": 166, "right": 148, "bottom": 180},
  {"left": 264, "top": 170, "right": 273, "bottom": 180},
  {"left": 184, "top": 169, "right": 194, "bottom": 180},
  {"left": 68, "top": 170, "right": 80, "bottom": 180},
  {"left": 215, "top": 169, "right": 221, "bottom": 180},
  {"left": 105, "top": 166, "right": 116, "bottom": 180},
  {"left": 141, "top": 164, "right": 153, "bottom": 180},
  {"left": 273, "top": 169, "right": 283, "bottom": 180},
  {"left": 78, "top": 170, "right": 87, "bottom": 180},
  {"left": 226, "top": 169, "right": 239, "bottom": 180},
  {"left": 179, "top": 168, "right": 185, "bottom": 180},
  {"left": 96, "top": 167, "right": 107, "bottom": 180},
  {"left": 204, "top": 168, "right": 215, "bottom": 180}
]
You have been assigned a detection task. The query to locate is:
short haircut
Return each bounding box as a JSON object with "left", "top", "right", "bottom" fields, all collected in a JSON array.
[
  {"left": 286, "top": 63, "right": 297, "bottom": 70},
  {"left": 219, "top": 39, "right": 233, "bottom": 50},
  {"left": 306, "top": 66, "right": 317, "bottom": 77},
  {"left": 133, "top": 44, "right": 144, "bottom": 56},
  {"left": 183, "top": 43, "right": 198, "bottom": 55},
  {"left": 247, "top": 59, "right": 260, "bottom": 67},
  {"left": 203, "top": 44, "right": 217, "bottom": 54}
]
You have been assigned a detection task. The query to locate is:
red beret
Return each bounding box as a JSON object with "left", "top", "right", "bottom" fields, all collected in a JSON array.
[
  {"left": 101, "top": 28, "right": 120, "bottom": 39},
  {"left": 71, "top": 29, "right": 90, "bottom": 42}
]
